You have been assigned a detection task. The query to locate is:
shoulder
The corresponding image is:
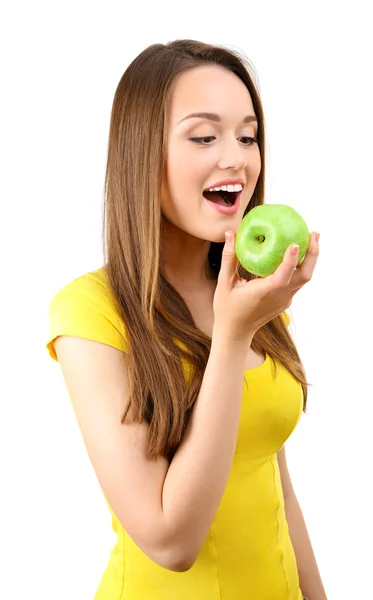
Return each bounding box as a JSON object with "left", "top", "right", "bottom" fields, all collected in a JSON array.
[
  {"left": 47, "top": 267, "right": 116, "bottom": 320},
  {"left": 46, "top": 266, "right": 127, "bottom": 361},
  {"left": 51, "top": 266, "right": 112, "bottom": 299}
]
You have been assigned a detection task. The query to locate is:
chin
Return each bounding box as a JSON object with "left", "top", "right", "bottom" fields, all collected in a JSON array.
[{"left": 208, "top": 232, "right": 227, "bottom": 244}]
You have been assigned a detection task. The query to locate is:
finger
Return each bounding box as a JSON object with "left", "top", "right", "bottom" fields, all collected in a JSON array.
[
  {"left": 266, "top": 242, "right": 301, "bottom": 290},
  {"left": 219, "top": 230, "right": 239, "bottom": 287},
  {"left": 292, "top": 231, "right": 320, "bottom": 287}
]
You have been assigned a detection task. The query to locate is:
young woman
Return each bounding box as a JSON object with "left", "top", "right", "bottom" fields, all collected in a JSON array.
[{"left": 46, "top": 40, "right": 326, "bottom": 600}]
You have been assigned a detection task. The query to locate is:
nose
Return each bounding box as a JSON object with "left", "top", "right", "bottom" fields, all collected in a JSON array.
[{"left": 216, "top": 137, "right": 248, "bottom": 171}]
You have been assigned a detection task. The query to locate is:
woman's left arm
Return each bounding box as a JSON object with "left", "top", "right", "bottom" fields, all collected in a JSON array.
[{"left": 278, "top": 446, "right": 328, "bottom": 600}]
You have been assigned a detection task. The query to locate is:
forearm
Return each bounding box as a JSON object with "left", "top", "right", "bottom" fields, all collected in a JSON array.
[
  {"left": 162, "top": 331, "right": 250, "bottom": 565},
  {"left": 284, "top": 492, "right": 328, "bottom": 600}
]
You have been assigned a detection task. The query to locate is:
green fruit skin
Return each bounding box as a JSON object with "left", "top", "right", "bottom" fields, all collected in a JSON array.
[{"left": 235, "top": 204, "right": 310, "bottom": 277}]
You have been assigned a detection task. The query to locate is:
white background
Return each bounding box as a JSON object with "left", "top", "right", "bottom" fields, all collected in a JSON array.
[{"left": 1, "top": 1, "right": 372, "bottom": 598}]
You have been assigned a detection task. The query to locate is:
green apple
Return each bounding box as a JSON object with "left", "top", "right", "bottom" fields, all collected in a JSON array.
[{"left": 235, "top": 204, "right": 310, "bottom": 277}]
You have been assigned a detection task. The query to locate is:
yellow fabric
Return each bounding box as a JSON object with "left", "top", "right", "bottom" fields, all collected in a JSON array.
[{"left": 46, "top": 268, "right": 303, "bottom": 600}]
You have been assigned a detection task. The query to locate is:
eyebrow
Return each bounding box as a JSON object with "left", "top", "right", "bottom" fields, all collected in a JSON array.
[{"left": 177, "top": 112, "right": 258, "bottom": 125}]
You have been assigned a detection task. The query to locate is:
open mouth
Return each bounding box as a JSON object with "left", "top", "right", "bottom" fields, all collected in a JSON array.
[{"left": 202, "top": 189, "right": 240, "bottom": 207}]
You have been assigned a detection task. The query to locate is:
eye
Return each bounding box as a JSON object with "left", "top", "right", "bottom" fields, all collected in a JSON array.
[
  {"left": 189, "top": 136, "right": 216, "bottom": 145},
  {"left": 190, "top": 136, "right": 258, "bottom": 146},
  {"left": 238, "top": 137, "right": 258, "bottom": 146}
]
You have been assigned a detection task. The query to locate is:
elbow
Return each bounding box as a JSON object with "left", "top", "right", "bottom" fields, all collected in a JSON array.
[
  {"left": 130, "top": 522, "right": 200, "bottom": 572},
  {"left": 167, "top": 555, "right": 196, "bottom": 573},
  {"left": 151, "top": 543, "right": 197, "bottom": 573}
]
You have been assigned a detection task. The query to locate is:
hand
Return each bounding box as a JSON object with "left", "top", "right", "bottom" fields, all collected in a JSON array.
[{"left": 212, "top": 230, "right": 320, "bottom": 343}]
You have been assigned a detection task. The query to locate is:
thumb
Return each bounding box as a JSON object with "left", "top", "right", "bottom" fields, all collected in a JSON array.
[{"left": 219, "top": 230, "right": 239, "bottom": 284}]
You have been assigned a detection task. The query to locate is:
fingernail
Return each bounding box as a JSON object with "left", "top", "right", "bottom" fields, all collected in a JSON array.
[
  {"left": 225, "top": 231, "right": 233, "bottom": 244},
  {"left": 291, "top": 244, "right": 299, "bottom": 255},
  {"left": 315, "top": 232, "right": 320, "bottom": 242}
]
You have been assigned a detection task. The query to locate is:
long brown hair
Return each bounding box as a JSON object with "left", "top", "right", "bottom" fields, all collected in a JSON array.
[{"left": 102, "top": 40, "right": 311, "bottom": 460}]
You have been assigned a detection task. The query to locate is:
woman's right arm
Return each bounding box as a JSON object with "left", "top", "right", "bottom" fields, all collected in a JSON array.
[{"left": 53, "top": 329, "right": 251, "bottom": 573}]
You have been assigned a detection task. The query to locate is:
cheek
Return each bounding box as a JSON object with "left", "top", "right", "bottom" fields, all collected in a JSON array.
[
  {"left": 245, "top": 150, "right": 261, "bottom": 186},
  {"left": 161, "top": 157, "right": 190, "bottom": 217},
  {"left": 254, "top": 149, "right": 262, "bottom": 174},
  {"left": 165, "top": 139, "right": 218, "bottom": 200},
  {"left": 167, "top": 153, "right": 203, "bottom": 197}
]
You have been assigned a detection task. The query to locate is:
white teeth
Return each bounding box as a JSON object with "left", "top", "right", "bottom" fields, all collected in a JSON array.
[{"left": 207, "top": 183, "right": 243, "bottom": 192}]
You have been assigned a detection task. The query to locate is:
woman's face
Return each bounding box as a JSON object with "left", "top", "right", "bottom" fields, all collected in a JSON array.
[{"left": 161, "top": 64, "right": 262, "bottom": 243}]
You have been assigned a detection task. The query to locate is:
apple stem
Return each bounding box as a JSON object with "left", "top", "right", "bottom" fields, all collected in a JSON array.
[{"left": 258, "top": 236, "right": 265, "bottom": 242}]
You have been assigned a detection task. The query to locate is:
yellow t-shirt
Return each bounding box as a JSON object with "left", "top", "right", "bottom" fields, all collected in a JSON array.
[{"left": 46, "top": 267, "right": 304, "bottom": 600}]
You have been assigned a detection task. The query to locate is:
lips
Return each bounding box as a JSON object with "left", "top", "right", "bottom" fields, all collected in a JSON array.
[{"left": 202, "top": 179, "right": 245, "bottom": 207}]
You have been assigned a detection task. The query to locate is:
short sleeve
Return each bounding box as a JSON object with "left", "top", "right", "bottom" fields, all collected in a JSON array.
[{"left": 46, "top": 268, "right": 128, "bottom": 362}]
